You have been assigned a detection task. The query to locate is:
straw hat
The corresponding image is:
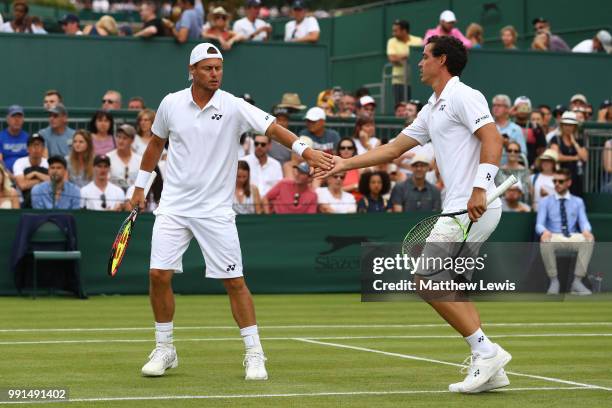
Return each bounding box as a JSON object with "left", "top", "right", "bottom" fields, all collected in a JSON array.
[{"left": 277, "top": 93, "right": 306, "bottom": 110}]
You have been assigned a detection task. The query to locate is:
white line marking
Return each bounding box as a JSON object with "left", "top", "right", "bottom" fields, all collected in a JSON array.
[
  {"left": 1, "top": 322, "right": 611, "bottom": 333},
  {"left": 0, "top": 387, "right": 597, "bottom": 405},
  {"left": 295, "top": 338, "right": 612, "bottom": 392},
  {"left": 1, "top": 333, "right": 611, "bottom": 346}
]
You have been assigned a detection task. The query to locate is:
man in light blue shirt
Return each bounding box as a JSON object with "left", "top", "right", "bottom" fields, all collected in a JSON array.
[
  {"left": 491, "top": 94, "right": 527, "bottom": 165},
  {"left": 31, "top": 156, "right": 80, "bottom": 210},
  {"left": 173, "top": 0, "right": 203, "bottom": 43},
  {"left": 39, "top": 104, "right": 75, "bottom": 158},
  {"left": 536, "top": 168, "right": 594, "bottom": 295}
]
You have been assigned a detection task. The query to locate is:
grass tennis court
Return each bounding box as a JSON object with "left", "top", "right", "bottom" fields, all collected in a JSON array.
[{"left": 1, "top": 294, "right": 611, "bottom": 407}]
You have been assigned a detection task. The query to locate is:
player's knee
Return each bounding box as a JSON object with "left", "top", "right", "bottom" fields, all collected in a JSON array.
[
  {"left": 223, "top": 277, "right": 247, "bottom": 294},
  {"left": 149, "top": 269, "right": 173, "bottom": 287}
]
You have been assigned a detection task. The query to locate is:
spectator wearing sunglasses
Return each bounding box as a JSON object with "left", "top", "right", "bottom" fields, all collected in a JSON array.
[
  {"left": 495, "top": 141, "right": 532, "bottom": 206},
  {"left": 80, "top": 155, "right": 125, "bottom": 210},
  {"left": 264, "top": 162, "right": 317, "bottom": 214},
  {"left": 316, "top": 172, "right": 357, "bottom": 214},
  {"left": 101, "top": 90, "right": 122, "bottom": 111},
  {"left": 284, "top": 0, "right": 320, "bottom": 43},
  {"left": 336, "top": 137, "right": 361, "bottom": 194},
  {"left": 357, "top": 171, "right": 392, "bottom": 213},
  {"left": 537, "top": 168, "right": 594, "bottom": 295},
  {"left": 390, "top": 155, "right": 440, "bottom": 212},
  {"left": 107, "top": 125, "right": 142, "bottom": 192},
  {"left": 242, "top": 134, "right": 283, "bottom": 197},
  {"left": 202, "top": 7, "right": 244, "bottom": 51}
]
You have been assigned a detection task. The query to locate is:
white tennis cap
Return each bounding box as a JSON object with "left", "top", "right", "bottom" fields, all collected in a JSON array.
[
  {"left": 188, "top": 42, "right": 223, "bottom": 80},
  {"left": 440, "top": 10, "right": 457, "bottom": 23},
  {"left": 304, "top": 107, "right": 326, "bottom": 121}
]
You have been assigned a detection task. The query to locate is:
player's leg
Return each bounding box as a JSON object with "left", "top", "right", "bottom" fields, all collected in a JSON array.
[
  {"left": 142, "top": 214, "right": 193, "bottom": 377},
  {"left": 193, "top": 214, "right": 268, "bottom": 380}
]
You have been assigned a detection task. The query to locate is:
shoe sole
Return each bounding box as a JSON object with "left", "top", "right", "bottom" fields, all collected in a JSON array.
[
  {"left": 461, "top": 350, "right": 512, "bottom": 393},
  {"left": 570, "top": 291, "right": 592, "bottom": 295},
  {"left": 472, "top": 376, "right": 510, "bottom": 392},
  {"left": 245, "top": 375, "right": 268, "bottom": 381},
  {"left": 142, "top": 357, "right": 179, "bottom": 377}
]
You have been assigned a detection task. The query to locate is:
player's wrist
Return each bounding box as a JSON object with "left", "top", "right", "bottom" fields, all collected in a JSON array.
[
  {"left": 135, "top": 170, "right": 152, "bottom": 189},
  {"left": 292, "top": 139, "right": 310, "bottom": 157},
  {"left": 473, "top": 163, "right": 498, "bottom": 190}
]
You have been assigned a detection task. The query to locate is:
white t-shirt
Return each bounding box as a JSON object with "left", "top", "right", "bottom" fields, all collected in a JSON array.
[
  {"left": 284, "top": 16, "right": 320, "bottom": 42},
  {"left": 353, "top": 137, "right": 380, "bottom": 155},
  {"left": 152, "top": 88, "right": 275, "bottom": 218},
  {"left": 316, "top": 187, "right": 357, "bottom": 214},
  {"left": 132, "top": 135, "right": 148, "bottom": 156},
  {"left": 80, "top": 181, "right": 126, "bottom": 210},
  {"left": 233, "top": 17, "right": 270, "bottom": 41},
  {"left": 572, "top": 39, "right": 594, "bottom": 53},
  {"left": 106, "top": 149, "right": 143, "bottom": 191},
  {"left": 402, "top": 76, "right": 499, "bottom": 212},
  {"left": 242, "top": 154, "right": 283, "bottom": 197},
  {"left": 531, "top": 173, "right": 554, "bottom": 210},
  {"left": 13, "top": 157, "right": 48, "bottom": 176}
]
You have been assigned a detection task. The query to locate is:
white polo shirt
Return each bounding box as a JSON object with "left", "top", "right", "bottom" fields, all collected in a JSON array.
[
  {"left": 80, "top": 181, "right": 125, "bottom": 210},
  {"left": 316, "top": 187, "right": 357, "bottom": 214},
  {"left": 233, "top": 17, "right": 270, "bottom": 41},
  {"left": 401, "top": 76, "right": 499, "bottom": 212},
  {"left": 107, "top": 149, "right": 143, "bottom": 190},
  {"left": 242, "top": 154, "right": 283, "bottom": 197},
  {"left": 284, "top": 16, "right": 320, "bottom": 41},
  {"left": 152, "top": 88, "right": 275, "bottom": 218},
  {"left": 13, "top": 157, "right": 48, "bottom": 176}
]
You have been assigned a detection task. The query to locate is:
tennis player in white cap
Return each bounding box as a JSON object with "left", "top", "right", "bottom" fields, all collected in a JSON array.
[{"left": 132, "top": 42, "right": 333, "bottom": 380}]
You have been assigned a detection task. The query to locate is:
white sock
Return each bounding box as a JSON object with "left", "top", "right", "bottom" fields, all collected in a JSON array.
[
  {"left": 464, "top": 328, "right": 496, "bottom": 358},
  {"left": 240, "top": 325, "right": 262, "bottom": 351},
  {"left": 155, "top": 321, "right": 173, "bottom": 347}
]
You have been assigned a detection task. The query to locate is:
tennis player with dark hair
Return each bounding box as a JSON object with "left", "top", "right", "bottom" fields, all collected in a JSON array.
[
  {"left": 131, "top": 42, "right": 333, "bottom": 380},
  {"left": 315, "top": 35, "right": 511, "bottom": 393}
]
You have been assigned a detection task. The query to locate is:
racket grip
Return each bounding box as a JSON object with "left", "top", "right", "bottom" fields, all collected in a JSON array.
[
  {"left": 143, "top": 171, "right": 157, "bottom": 197},
  {"left": 486, "top": 174, "right": 517, "bottom": 205}
]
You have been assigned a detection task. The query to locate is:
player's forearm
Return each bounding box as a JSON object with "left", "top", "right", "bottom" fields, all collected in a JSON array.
[
  {"left": 476, "top": 124, "right": 503, "bottom": 166},
  {"left": 267, "top": 123, "right": 297, "bottom": 148},
  {"left": 343, "top": 143, "right": 402, "bottom": 171}
]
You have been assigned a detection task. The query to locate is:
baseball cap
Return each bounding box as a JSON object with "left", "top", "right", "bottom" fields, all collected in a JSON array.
[
  {"left": 570, "top": 93, "right": 588, "bottom": 104},
  {"left": 246, "top": 0, "right": 262, "bottom": 7},
  {"left": 94, "top": 154, "right": 111, "bottom": 166},
  {"left": 48, "top": 155, "right": 67, "bottom": 168},
  {"left": 560, "top": 111, "right": 579, "bottom": 125},
  {"left": 553, "top": 104, "right": 566, "bottom": 116},
  {"left": 7, "top": 105, "right": 24, "bottom": 117},
  {"left": 27, "top": 133, "right": 45, "bottom": 146},
  {"left": 304, "top": 107, "right": 326, "bottom": 122},
  {"left": 188, "top": 42, "right": 223, "bottom": 80},
  {"left": 411, "top": 154, "right": 430, "bottom": 166},
  {"left": 439, "top": 10, "right": 457, "bottom": 23},
  {"left": 513, "top": 96, "right": 532, "bottom": 110},
  {"left": 359, "top": 95, "right": 376, "bottom": 107},
  {"left": 596, "top": 30, "right": 612, "bottom": 53},
  {"left": 532, "top": 17, "right": 547, "bottom": 25},
  {"left": 292, "top": 0, "right": 306, "bottom": 10},
  {"left": 295, "top": 162, "right": 310, "bottom": 174},
  {"left": 59, "top": 13, "right": 79, "bottom": 24},
  {"left": 118, "top": 124, "right": 136, "bottom": 138},
  {"left": 48, "top": 103, "right": 67, "bottom": 115}
]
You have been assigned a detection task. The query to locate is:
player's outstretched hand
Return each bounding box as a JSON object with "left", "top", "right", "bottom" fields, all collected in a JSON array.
[
  {"left": 304, "top": 148, "right": 334, "bottom": 172},
  {"left": 313, "top": 155, "right": 346, "bottom": 180},
  {"left": 467, "top": 187, "right": 487, "bottom": 222},
  {"left": 130, "top": 188, "right": 146, "bottom": 211}
]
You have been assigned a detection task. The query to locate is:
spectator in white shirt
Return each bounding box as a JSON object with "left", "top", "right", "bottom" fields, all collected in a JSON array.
[
  {"left": 80, "top": 155, "right": 125, "bottom": 211},
  {"left": 284, "top": 0, "right": 320, "bottom": 43},
  {"left": 572, "top": 30, "right": 612, "bottom": 54},
  {"left": 233, "top": 0, "right": 271, "bottom": 42},
  {"left": 352, "top": 115, "right": 380, "bottom": 155},
  {"left": 242, "top": 134, "right": 283, "bottom": 196},
  {"left": 531, "top": 149, "right": 558, "bottom": 210},
  {"left": 317, "top": 173, "right": 357, "bottom": 214},
  {"left": 107, "top": 124, "right": 143, "bottom": 191}
]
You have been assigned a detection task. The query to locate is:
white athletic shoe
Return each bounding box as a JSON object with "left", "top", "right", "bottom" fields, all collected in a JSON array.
[
  {"left": 243, "top": 348, "right": 268, "bottom": 380},
  {"left": 448, "top": 344, "right": 512, "bottom": 393},
  {"left": 141, "top": 345, "right": 178, "bottom": 377},
  {"left": 449, "top": 368, "right": 510, "bottom": 393},
  {"left": 547, "top": 278, "right": 560, "bottom": 295},
  {"left": 571, "top": 279, "right": 592, "bottom": 295}
]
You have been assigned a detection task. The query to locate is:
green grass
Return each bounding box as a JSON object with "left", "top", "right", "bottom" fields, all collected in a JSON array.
[{"left": 0, "top": 294, "right": 611, "bottom": 407}]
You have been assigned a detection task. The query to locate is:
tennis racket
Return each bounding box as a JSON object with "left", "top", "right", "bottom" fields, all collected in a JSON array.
[
  {"left": 107, "top": 171, "right": 157, "bottom": 277},
  {"left": 402, "top": 175, "right": 517, "bottom": 258}
]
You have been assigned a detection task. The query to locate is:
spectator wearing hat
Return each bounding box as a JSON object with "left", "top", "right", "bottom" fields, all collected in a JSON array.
[
  {"left": 233, "top": 0, "right": 271, "bottom": 42},
  {"left": 423, "top": 10, "right": 471, "bottom": 48},
  {"left": 532, "top": 17, "right": 569, "bottom": 52},
  {"left": 134, "top": 1, "right": 166, "bottom": 38},
  {"left": 234, "top": 160, "right": 263, "bottom": 214},
  {"left": 242, "top": 134, "right": 283, "bottom": 197},
  {"left": 264, "top": 162, "right": 317, "bottom": 214},
  {"left": 357, "top": 95, "right": 377, "bottom": 118},
  {"left": 59, "top": 13, "right": 82, "bottom": 35},
  {"left": 537, "top": 168, "right": 594, "bottom": 295},
  {"left": 276, "top": 93, "right": 306, "bottom": 112},
  {"left": 569, "top": 94, "right": 589, "bottom": 112},
  {"left": 390, "top": 155, "right": 441, "bottom": 212},
  {"left": 545, "top": 104, "right": 567, "bottom": 143},
  {"left": 284, "top": 0, "right": 320, "bottom": 43},
  {"left": 43, "top": 90, "right": 63, "bottom": 111},
  {"left": 0, "top": 105, "right": 29, "bottom": 173},
  {"left": 496, "top": 141, "right": 532, "bottom": 205},
  {"left": 13, "top": 134, "right": 49, "bottom": 208},
  {"left": 387, "top": 19, "right": 423, "bottom": 106},
  {"left": 317, "top": 172, "right": 357, "bottom": 214},
  {"left": 352, "top": 115, "right": 380, "bottom": 155},
  {"left": 357, "top": 171, "right": 392, "bottom": 213},
  {"left": 501, "top": 180, "right": 530, "bottom": 212},
  {"left": 172, "top": 0, "right": 203, "bottom": 43},
  {"left": 107, "top": 124, "right": 143, "bottom": 191},
  {"left": 549, "top": 111, "right": 588, "bottom": 196},
  {"left": 492, "top": 94, "right": 526, "bottom": 166},
  {"left": 0, "top": 1, "right": 31, "bottom": 33},
  {"left": 299, "top": 107, "right": 340, "bottom": 154},
  {"left": 39, "top": 104, "right": 75, "bottom": 158},
  {"left": 500, "top": 25, "right": 518, "bottom": 50},
  {"left": 89, "top": 110, "right": 116, "bottom": 156},
  {"left": 31, "top": 156, "right": 80, "bottom": 210},
  {"left": 531, "top": 148, "right": 558, "bottom": 210},
  {"left": 512, "top": 96, "right": 546, "bottom": 166},
  {"left": 81, "top": 155, "right": 126, "bottom": 211},
  {"left": 598, "top": 99, "right": 612, "bottom": 124},
  {"left": 573, "top": 30, "right": 612, "bottom": 54},
  {"left": 337, "top": 94, "right": 357, "bottom": 118},
  {"left": 202, "top": 7, "right": 244, "bottom": 50}
]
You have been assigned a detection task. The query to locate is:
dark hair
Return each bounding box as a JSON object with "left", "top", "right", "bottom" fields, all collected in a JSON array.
[
  {"left": 142, "top": 0, "right": 157, "bottom": 11},
  {"left": 45, "top": 89, "right": 63, "bottom": 101},
  {"left": 354, "top": 87, "right": 370, "bottom": 98},
  {"left": 129, "top": 96, "right": 146, "bottom": 108},
  {"left": 89, "top": 110, "right": 115, "bottom": 135},
  {"left": 353, "top": 115, "right": 375, "bottom": 138},
  {"left": 237, "top": 160, "right": 252, "bottom": 198},
  {"left": 426, "top": 35, "right": 468, "bottom": 77},
  {"left": 506, "top": 141, "right": 521, "bottom": 152},
  {"left": 538, "top": 104, "right": 551, "bottom": 112},
  {"left": 358, "top": 171, "right": 391, "bottom": 197},
  {"left": 393, "top": 19, "right": 410, "bottom": 32},
  {"left": 555, "top": 168, "right": 571, "bottom": 179},
  {"left": 14, "top": 1, "right": 28, "bottom": 13},
  {"left": 336, "top": 137, "right": 357, "bottom": 157}
]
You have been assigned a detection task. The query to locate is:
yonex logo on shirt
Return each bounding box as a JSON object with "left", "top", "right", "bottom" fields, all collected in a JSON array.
[
  {"left": 475, "top": 114, "right": 490, "bottom": 125},
  {"left": 212, "top": 114, "right": 223, "bottom": 120},
  {"left": 439, "top": 104, "right": 446, "bottom": 111}
]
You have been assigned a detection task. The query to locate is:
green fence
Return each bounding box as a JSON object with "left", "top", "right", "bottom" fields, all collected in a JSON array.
[{"left": 2, "top": 210, "right": 612, "bottom": 296}]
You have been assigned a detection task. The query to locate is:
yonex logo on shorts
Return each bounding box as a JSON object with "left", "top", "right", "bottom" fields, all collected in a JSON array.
[
  {"left": 226, "top": 264, "right": 236, "bottom": 272},
  {"left": 212, "top": 114, "right": 223, "bottom": 120}
]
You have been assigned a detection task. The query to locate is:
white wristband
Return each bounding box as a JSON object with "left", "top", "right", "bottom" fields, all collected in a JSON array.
[
  {"left": 473, "top": 163, "right": 498, "bottom": 190},
  {"left": 135, "top": 170, "right": 152, "bottom": 189},
  {"left": 292, "top": 139, "right": 310, "bottom": 157}
]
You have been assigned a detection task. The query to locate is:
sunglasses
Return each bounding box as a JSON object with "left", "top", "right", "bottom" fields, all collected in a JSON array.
[
  {"left": 214, "top": 15, "right": 227, "bottom": 20},
  {"left": 100, "top": 194, "right": 107, "bottom": 209},
  {"left": 552, "top": 179, "right": 567, "bottom": 184},
  {"left": 339, "top": 145, "right": 354, "bottom": 150},
  {"left": 102, "top": 99, "right": 117, "bottom": 104},
  {"left": 507, "top": 149, "right": 520, "bottom": 153},
  {"left": 254, "top": 142, "right": 267, "bottom": 147}
]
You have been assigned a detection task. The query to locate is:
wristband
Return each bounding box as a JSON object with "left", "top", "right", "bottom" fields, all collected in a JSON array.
[
  {"left": 473, "top": 163, "right": 498, "bottom": 190},
  {"left": 135, "top": 170, "right": 152, "bottom": 189},
  {"left": 292, "top": 139, "right": 310, "bottom": 157}
]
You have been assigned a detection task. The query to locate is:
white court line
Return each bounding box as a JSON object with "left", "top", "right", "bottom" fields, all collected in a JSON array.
[
  {"left": 1, "top": 333, "right": 611, "bottom": 346},
  {"left": 0, "top": 387, "right": 596, "bottom": 405},
  {"left": 295, "top": 338, "right": 612, "bottom": 392},
  {"left": 1, "top": 321, "right": 611, "bottom": 333}
]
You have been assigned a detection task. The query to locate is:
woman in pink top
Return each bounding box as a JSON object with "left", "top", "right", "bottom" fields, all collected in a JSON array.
[{"left": 89, "top": 110, "right": 116, "bottom": 156}]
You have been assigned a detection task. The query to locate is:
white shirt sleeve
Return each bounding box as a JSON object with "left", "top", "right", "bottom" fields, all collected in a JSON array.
[
  {"left": 306, "top": 16, "right": 320, "bottom": 33},
  {"left": 284, "top": 21, "right": 294, "bottom": 41},
  {"left": 401, "top": 104, "right": 431, "bottom": 145},
  {"left": 152, "top": 94, "right": 171, "bottom": 139},
  {"left": 236, "top": 98, "right": 276, "bottom": 136},
  {"left": 12, "top": 158, "right": 26, "bottom": 176},
  {"left": 453, "top": 89, "right": 494, "bottom": 134}
]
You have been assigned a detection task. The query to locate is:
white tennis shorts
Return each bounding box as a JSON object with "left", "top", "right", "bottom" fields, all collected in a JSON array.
[{"left": 150, "top": 213, "right": 243, "bottom": 279}]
